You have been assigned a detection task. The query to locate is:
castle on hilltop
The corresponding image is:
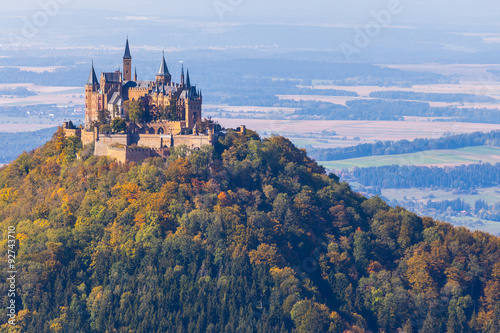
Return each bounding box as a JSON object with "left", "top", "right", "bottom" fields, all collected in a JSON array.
[{"left": 64, "top": 38, "right": 215, "bottom": 163}]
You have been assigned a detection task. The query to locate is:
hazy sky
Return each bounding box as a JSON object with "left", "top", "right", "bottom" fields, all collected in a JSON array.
[
  {"left": 2, "top": 0, "right": 500, "bottom": 65},
  {"left": 4, "top": 0, "right": 500, "bottom": 26}
]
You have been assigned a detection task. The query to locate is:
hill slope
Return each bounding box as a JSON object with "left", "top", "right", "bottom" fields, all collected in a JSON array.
[{"left": 0, "top": 128, "right": 499, "bottom": 332}]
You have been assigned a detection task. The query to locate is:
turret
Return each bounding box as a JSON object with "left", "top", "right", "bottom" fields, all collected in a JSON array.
[
  {"left": 86, "top": 61, "right": 99, "bottom": 88},
  {"left": 156, "top": 51, "right": 171, "bottom": 85},
  {"left": 181, "top": 64, "right": 185, "bottom": 86},
  {"left": 186, "top": 69, "right": 191, "bottom": 87},
  {"left": 85, "top": 61, "right": 100, "bottom": 129}
]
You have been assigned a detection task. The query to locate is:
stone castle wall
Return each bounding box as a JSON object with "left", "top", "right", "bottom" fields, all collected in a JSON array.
[
  {"left": 135, "top": 134, "right": 163, "bottom": 148},
  {"left": 94, "top": 134, "right": 129, "bottom": 156},
  {"left": 62, "top": 124, "right": 213, "bottom": 163},
  {"left": 106, "top": 146, "right": 127, "bottom": 163},
  {"left": 130, "top": 121, "right": 185, "bottom": 135},
  {"left": 172, "top": 134, "right": 211, "bottom": 149},
  {"left": 62, "top": 127, "right": 81, "bottom": 138},
  {"left": 124, "top": 147, "right": 152, "bottom": 163},
  {"left": 81, "top": 130, "right": 95, "bottom": 146}
]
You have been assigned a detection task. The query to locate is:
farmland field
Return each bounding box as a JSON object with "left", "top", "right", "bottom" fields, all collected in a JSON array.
[
  {"left": 319, "top": 146, "right": 500, "bottom": 170},
  {"left": 300, "top": 76, "right": 500, "bottom": 110},
  {"left": 216, "top": 118, "right": 500, "bottom": 149}
]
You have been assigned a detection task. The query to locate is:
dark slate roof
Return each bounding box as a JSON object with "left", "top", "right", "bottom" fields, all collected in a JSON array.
[
  {"left": 162, "top": 85, "right": 175, "bottom": 94},
  {"left": 86, "top": 62, "right": 99, "bottom": 86},
  {"left": 122, "top": 80, "right": 137, "bottom": 88},
  {"left": 157, "top": 52, "right": 170, "bottom": 77},
  {"left": 123, "top": 38, "right": 131, "bottom": 59},
  {"left": 179, "top": 86, "right": 199, "bottom": 99},
  {"left": 135, "top": 81, "right": 151, "bottom": 89},
  {"left": 103, "top": 72, "right": 121, "bottom": 83}
]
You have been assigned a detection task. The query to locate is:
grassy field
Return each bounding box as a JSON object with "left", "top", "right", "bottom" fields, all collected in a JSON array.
[{"left": 319, "top": 145, "right": 500, "bottom": 170}]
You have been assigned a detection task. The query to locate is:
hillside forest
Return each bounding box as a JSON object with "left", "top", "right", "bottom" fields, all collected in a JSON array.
[{"left": 0, "top": 128, "right": 499, "bottom": 332}]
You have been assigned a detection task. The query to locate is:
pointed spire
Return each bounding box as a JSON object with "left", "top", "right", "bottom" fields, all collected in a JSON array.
[
  {"left": 186, "top": 69, "right": 191, "bottom": 87},
  {"left": 123, "top": 37, "right": 131, "bottom": 59},
  {"left": 181, "top": 64, "right": 185, "bottom": 85},
  {"left": 157, "top": 51, "right": 170, "bottom": 76},
  {"left": 86, "top": 61, "right": 99, "bottom": 86},
  {"left": 134, "top": 67, "right": 137, "bottom": 81}
]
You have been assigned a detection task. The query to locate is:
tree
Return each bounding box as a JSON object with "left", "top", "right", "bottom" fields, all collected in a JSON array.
[
  {"left": 166, "top": 98, "right": 179, "bottom": 121},
  {"left": 97, "top": 109, "right": 110, "bottom": 126},
  {"left": 353, "top": 228, "right": 369, "bottom": 270},
  {"left": 99, "top": 124, "right": 112, "bottom": 134},
  {"left": 125, "top": 99, "right": 146, "bottom": 123},
  {"left": 111, "top": 118, "right": 127, "bottom": 133}
]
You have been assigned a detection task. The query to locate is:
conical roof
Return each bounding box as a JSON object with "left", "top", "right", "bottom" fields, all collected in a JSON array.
[
  {"left": 123, "top": 38, "right": 131, "bottom": 59},
  {"left": 157, "top": 52, "right": 170, "bottom": 76},
  {"left": 186, "top": 69, "right": 191, "bottom": 87},
  {"left": 86, "top": 61, "right": 99, "bottom": 86}
]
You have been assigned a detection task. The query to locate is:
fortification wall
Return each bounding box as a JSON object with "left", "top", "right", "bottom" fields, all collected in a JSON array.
[
  {"left": 172, "top": 134, "right": 211, "bottom": 149},
  {"left": 106, "top": 146, "right": 127, "bottom": 163},
  {"left": 62, "top": 128, "right": 81, "bottom": 138},
  {"left": 81, "top": 131, "right": 95, "bottom": 146},
  {"left": 125, "top": 148, "right": 153, "bottom": 163},
  {"left": 148, "top": 121, "right": 183, "bottom": 135},
  {"left": 94, "top": 134, "right": 129, "bottom": 156},
  {"left": 134, "top": 134, "right": 172, "bottom": 148},
  {"left": 149, "top": 148, "right": 170, "bottom": 159},
  {"left": 132, "top": 121, "right": 185, "bottom": 136}
]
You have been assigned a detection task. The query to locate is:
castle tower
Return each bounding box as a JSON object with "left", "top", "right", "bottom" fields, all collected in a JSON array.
[
  {"left": 123, "top": 37, "right": 132, "bottom": 81},
  {"left": 85, "top": 61, "right": 100, "bottom": 128},
  {"left": 156, "top": 51, "right": 171, "bottom": 85},
  {"left": 183, "top": 69, "right": 202, "bottom": 129}
]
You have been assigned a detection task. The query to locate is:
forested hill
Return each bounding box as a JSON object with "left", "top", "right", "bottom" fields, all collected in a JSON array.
[{"left": 1, "top": 128, "right": 500, "bottom": 332}]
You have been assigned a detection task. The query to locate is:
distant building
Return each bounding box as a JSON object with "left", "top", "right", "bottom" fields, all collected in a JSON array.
[{"left": 64, "top": 38, "right": 214, "bottom": 163}]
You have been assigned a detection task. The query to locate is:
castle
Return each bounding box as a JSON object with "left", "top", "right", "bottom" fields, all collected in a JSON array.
[{"left": 64, "top": 38, "right": 214, "bottom": 163}]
